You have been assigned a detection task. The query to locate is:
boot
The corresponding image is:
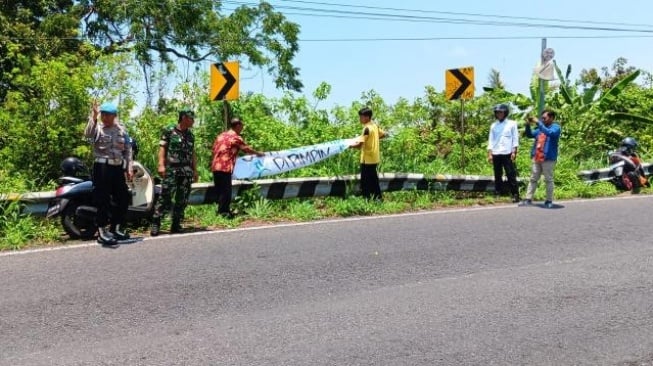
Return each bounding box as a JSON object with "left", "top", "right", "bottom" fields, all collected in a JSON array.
[
  {"left": 110, "top": 224, "right": 130, "bottom": 241},
  {"left": 170, "top": 217, "right": 182, "bottom": 234},
  {"left": 97, "top": 226, "right": 118, "bottom": 246},
  {"left": 150, "top": 217, "right": 161, "bottom": 237}
]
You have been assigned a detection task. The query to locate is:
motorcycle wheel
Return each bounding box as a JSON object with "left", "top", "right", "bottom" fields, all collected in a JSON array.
[
  {"left": 61, "top": 201, "right": 96, "bottom": 240},
  {"left": 621, "top": 176, "right": 633, "bottom": 191},
  {"left": 628, "top": 172, "right": 642, "bottom": 194},
  {"left": 611, "top": 177, "right": 627, "bottom": 191}
]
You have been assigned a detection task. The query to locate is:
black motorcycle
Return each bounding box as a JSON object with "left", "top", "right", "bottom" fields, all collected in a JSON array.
[
  {"left": 607, "top": 137, "right": 650, "bottom": 193},
  {"left": 46, "top": 157, "right": 160, "bottom": 239}
]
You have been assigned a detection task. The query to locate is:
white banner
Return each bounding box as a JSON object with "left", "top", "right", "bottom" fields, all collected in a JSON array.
[{"left": 233, "top": 138, "right": 357, "bottom": 180}]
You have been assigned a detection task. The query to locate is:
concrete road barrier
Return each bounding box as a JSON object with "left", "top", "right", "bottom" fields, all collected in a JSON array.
[
  {"left": 577, "top": 163, "right": 653, "bottom": 183},
  {"left": 3, "top": 173, "right": 529, "bottom": 217}
]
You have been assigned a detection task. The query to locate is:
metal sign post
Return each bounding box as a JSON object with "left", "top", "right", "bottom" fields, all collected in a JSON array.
[{"left": 460, "top": 99, "right": 465, "bottom": 172}]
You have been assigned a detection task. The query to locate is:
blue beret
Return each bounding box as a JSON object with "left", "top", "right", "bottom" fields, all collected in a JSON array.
[{"left": 99, "top": 102, "right": 118, "bottom": 114}]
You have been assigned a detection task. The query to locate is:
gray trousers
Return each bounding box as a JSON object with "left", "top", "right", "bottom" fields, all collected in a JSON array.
[{"left": 525, "top": 160, "right": 556, "bottom": 202}]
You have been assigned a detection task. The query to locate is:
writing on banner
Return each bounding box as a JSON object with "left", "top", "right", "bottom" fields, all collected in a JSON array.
[{"left": 233, "top": 138, "right": 357, "bottom": 180}]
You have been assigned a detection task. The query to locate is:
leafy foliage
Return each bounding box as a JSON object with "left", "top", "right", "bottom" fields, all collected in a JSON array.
[
  {"left": 78, "top": 0, "right": 302, "bottom": 91},
  {"left": 0, "top": 56, "right": 95, "bottom": 186},
  {"left": 0, "top": 0, "right": 88, "bottom": 102},
  {"left": 551, "top": 61, "right": 653, "bottom": 158}
]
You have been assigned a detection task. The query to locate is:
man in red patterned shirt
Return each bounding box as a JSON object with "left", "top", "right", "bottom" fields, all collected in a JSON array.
[{"left": 211, "top": 118, "right": 265, "bottom": 218}]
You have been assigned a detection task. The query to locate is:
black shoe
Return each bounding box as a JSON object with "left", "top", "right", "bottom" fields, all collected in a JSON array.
[
  {"left": 97, "top": 238, "right": 119, "bottom": 247},
  {"left": 110, "top": 224, "right": 130, "bottom": 241},
  {"left": 97, "top": 227, "right": 118, "bottom": 246},
  {"left": 150, "top": 218, "right": 161, "bottom": 237},
  {"left": 170, "top": 219, "right": 183, "bottom": 234},
  {"left": 218, "top": 212, "right": 235, "bottom": 219}
]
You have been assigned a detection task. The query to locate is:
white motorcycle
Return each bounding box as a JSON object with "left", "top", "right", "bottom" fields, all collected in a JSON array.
[{"left": 46, "top": 157, "right": 160, "bottom": 239}]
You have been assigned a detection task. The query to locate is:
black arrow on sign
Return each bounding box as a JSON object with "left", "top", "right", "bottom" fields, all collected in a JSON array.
[
  {"left": 450, "top": 68, "right": 472, "bottom": 100},
  {"left": 216, "top": 63, "right": 236, "bottom": 100}
]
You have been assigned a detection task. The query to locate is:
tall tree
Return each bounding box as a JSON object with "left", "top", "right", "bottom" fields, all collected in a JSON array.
[
  {"left": 579, "top": 57, "right": 638, "bottom": 90},
  {"left": 1, "top": 0, "right": 303, "bottom": 102},
  {"left": 78, "top": 0, "right": 302, "bottom": 92},
  {"left": 0, "top": 0, "right": 304, "bottom": 185}
]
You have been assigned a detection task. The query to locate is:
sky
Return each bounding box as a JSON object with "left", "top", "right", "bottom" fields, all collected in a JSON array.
[{"left": 165, "top": 0, "right": 653, "bottom": 109}]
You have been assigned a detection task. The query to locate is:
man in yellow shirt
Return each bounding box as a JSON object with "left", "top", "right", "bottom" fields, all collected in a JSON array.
[{"left": 350, "top": 107, "right": 386, "bottom": 200}]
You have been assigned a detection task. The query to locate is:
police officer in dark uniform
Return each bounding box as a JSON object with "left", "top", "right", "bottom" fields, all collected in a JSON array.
[
  {"left": 150, "top": 108, "right": 198, "bottom": 236},
  {"left": 84, "top": 101, "right": 133, "bottom": 245}
]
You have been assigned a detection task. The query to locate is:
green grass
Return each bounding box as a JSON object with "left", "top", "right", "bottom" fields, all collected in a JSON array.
[
  {"left": 0, "top": 202, "right": 62, "bottom": 250},
  {"left": 281, "top": 200, "right": 323, "bottom": 221}
]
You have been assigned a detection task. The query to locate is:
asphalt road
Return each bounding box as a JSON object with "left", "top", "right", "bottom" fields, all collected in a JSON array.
[{"left": 2, "top": 196, "right": 653, "bottom": 365}]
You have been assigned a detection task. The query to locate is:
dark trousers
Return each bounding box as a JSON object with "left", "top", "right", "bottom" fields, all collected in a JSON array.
[
  {"left": 212, "top": 171, "right": 233, "bottom": 214},
  {"left": 360, "top": 163, "right": 382, "bottom": 200},
  {"left": 92, "top": 163, "right": 129, "bottom": 227},
  {"left": 492, "top": 154, "right": 519, "bottom": 196}
]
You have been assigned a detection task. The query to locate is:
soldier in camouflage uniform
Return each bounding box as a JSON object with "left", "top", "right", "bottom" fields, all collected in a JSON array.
[{"left": 150, "top": 108, "right": 198, "bottom": 236}]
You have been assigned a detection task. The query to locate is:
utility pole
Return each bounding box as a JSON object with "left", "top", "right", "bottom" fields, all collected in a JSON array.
[{"left": 538, "top": 38, "right": 547, "bottom": 116}]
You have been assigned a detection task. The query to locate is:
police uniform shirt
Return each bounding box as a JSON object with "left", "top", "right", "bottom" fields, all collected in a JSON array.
[{"left": 84, "top": 116, "right": 133, "bottom": 170}]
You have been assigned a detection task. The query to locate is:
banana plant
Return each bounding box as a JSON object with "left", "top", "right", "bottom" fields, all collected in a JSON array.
[
  {"left": 552, "top": 61, "right": 653, "bottom": 158},
  {"left": 554, "top": 61, "right": 648, "bottom": 118},
  {"left": 482, "top": 81, "right": 536, "bottom": 120}
]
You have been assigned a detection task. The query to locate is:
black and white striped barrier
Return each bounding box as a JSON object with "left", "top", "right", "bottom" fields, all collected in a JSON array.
[
  {"left": 0, "top": 192, "right": 54, "bottom": 216},
  {"left": 577, "top": 163, "right": 653, "bottom": 182},
  {"left": 189, "top": 173, "right": 506, "bottom": 204},
  {"left": 3, "top": 173, "right": 508, "bottom": 216}
]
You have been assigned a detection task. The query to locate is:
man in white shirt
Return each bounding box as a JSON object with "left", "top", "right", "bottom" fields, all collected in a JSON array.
[{"left": 487, "top": 104, "right": 520, "bottom": 202}]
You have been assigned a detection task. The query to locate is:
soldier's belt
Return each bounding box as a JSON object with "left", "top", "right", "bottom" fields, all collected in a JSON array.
[
  {"left": 167, "top": 162, "right": 191, "bottom": 167},
  {"left": 95, "top": 158, "right": 123, "bottom": 166}
]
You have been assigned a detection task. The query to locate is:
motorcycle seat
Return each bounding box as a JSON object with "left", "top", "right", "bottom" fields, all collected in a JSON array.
[{"left": 58, "top": 176, "right": 86, "bottom": 185}]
